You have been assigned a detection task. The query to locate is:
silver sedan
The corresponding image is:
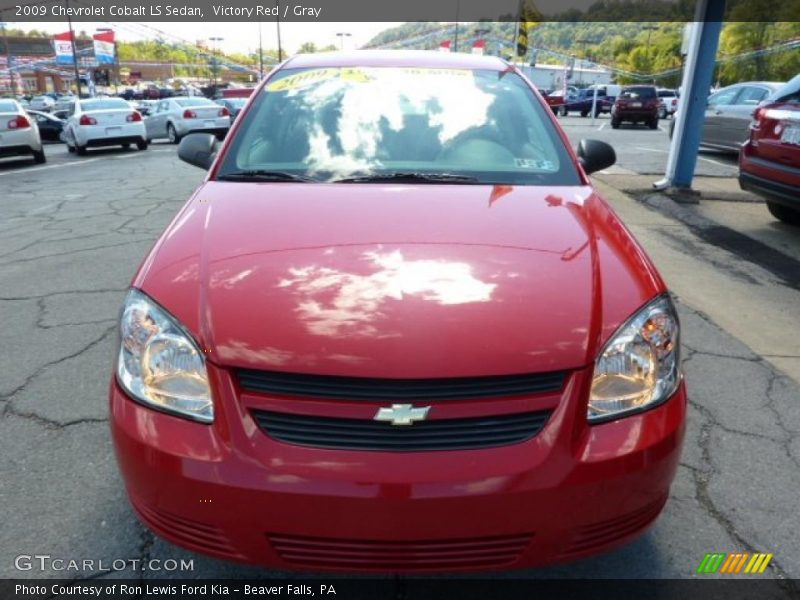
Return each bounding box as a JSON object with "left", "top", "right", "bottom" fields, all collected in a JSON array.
[
  {"left": 144, "top": 97, "right": 231, "bottom": 144},
  {"left": 670, "top": 81, "right": 784, "bottom": 153}
]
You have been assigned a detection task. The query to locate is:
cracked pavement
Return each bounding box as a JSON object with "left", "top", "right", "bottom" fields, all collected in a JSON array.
[{"left": 0, "top": 143, "right": 799, "bottom": 588}]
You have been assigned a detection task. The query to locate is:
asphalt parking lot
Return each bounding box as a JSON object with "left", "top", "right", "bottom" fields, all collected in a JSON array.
[
  {"left": 0, "top": 134, "right": 798, "bottom": 590},
  {"left": 556, "top": 113, "right": 738, "bottom": 177}
]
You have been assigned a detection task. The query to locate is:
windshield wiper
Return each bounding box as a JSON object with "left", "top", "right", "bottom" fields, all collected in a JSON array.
[
  {"left": 216, "top": 170, "right": 317, "bottom": 183},
  {"left": 332, "top": 172, "right": 481, "bottom": 184}
]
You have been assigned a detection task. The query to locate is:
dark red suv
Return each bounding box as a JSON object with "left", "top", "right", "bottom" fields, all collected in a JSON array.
[
  {"left": 739, "top": 74, "right": 800, "bottom": 225},
  {"left": 611, "top": 85, "right": 660, "bottom": 129}
]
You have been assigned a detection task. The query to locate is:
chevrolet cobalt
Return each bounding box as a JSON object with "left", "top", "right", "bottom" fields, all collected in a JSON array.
[{"left": 110, "top": 51, "right": 685, "bottom": 572}]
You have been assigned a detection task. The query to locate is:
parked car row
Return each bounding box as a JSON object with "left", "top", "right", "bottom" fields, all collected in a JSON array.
[{"left": 0, "top": 93, "right": 239, "bottom": 165}]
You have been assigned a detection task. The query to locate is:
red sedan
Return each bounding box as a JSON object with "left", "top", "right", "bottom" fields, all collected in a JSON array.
[
  {"left": 739, "top": 74, "right": 800, "bottom": 225},
  {"left": 110, "top": 51, "right": 686, "bottom": 572}
]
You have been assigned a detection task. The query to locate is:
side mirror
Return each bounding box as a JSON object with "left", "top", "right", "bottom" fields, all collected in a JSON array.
[
  {"left": 577, "top": 139, "right": 616, "bottom": 175},
  {"left": 178, "top": 133, "right": 218, "bottom": 170}
]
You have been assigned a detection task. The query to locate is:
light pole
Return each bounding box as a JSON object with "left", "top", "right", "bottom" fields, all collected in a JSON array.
[
  {"left": 209, "top": 36, "right": 223, "bottom": 92},
  {"left": 336, "top": 32, "right": 351, "bottom": 50}
]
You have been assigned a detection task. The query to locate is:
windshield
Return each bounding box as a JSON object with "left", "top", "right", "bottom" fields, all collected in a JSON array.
[
  {"left": 81, "top": 99, "right": 130, "bottom": 110},
  {"left": 217, "top": 66, "right": 580, "bottom": 185}
]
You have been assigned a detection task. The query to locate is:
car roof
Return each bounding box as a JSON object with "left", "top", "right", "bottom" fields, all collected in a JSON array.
[{"left": 284, "top": 50, "right": 509, "bottom": 71}]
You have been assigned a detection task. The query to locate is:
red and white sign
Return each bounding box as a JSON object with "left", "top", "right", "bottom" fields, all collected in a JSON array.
[
  {"left": 472, "top": 40, "right": 486, "bottom": 55},
  {"left": 54, "top": 31, "right": 75, "bottom": 66}
]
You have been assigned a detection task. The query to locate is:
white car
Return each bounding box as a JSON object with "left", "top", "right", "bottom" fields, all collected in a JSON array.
[
  {"left": 29, "top": 95, "right": 56, "bottom": 112},
  {"left": 144, "top": 97, "right": 231, "bottom": 144},
  {"left": 657, "top": 88, "right": 678, "bottom": 119},
  {"left": 54, "top": 94, "right": 76, "bottom": 112},
  {"left": 0, "top": 99, "right": 45, "bottom": 164},
  {"left": 62, "top": 97, "right": 148, "bottom": 155}
]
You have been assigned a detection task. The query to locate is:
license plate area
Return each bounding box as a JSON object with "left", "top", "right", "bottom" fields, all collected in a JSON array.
[
  {"left": 631, "top": 102, "right": 642, "bottom": 108},
  {"left": 106, "top": 126, "right": 122, "bottom": 135},
  {"left": 780, "top": 125, "right": 800, "bottom": 146}
]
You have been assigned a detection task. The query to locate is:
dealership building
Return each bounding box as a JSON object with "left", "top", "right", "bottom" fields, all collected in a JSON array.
[{"left": 0, "top": 34, "right": 252, "bottom": 95}]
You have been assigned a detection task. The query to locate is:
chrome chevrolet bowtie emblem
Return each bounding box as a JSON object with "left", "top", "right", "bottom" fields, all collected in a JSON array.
[{"left": 374, "top": 404, "right": 431, "bottom": 426}]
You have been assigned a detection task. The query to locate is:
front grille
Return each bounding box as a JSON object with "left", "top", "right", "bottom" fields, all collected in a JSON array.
[
  {"left": 252, "top": 409, "right": 552, "bottom": 451},
  {"left": 237, "top": 369, "right": 566, "bottom": 401},
  {"left": 268, "top": 532, "right": 533, "bottom": 570}
]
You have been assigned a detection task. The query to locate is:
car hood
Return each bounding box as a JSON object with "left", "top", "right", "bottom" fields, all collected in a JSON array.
[{"left": 136, "top": 182, "right": 663, "bottom": 378}]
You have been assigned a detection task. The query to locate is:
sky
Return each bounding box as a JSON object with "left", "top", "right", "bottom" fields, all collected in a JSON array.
[{"left": 10, "top": 22, "right": 397, "bottom": 56}]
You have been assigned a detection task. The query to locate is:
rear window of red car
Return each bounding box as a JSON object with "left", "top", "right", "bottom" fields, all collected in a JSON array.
[{"left": 620, "top": 87, "right": 657, "bottom": 99}]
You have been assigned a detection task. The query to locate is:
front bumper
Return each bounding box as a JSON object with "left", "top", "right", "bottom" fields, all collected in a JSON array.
[{"left": 110, "top": 366, "right": 686, "bottom": 572}]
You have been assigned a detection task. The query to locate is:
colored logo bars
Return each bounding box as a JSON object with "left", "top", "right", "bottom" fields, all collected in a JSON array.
[{"left": 697, "top": 552, "right": 773, "bottom": 574}]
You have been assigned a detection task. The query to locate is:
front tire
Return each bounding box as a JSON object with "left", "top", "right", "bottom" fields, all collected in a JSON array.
[
  {"left": 76, "top": 144, "right": 88, "bottom": 156},
  {"left": 767, "top": 201, "right": 800, "bottom": 226},
  {"left": 136, "top": 140, "right": 148, "bottom": 151},
  {"left": 559, "top": 105, "right": 568, "bottom": 117},
  {"left": 649, "top": 118, "right": 659, "bottom": 129},
  {"left": 611, "top": 117, "right": 620, "bottom": 129},
  {"left": 33, "top": 149, "right": 46, "bottom": 164},
  {"left": 167, "top": 123, "right": 180, "bottom": 144}
]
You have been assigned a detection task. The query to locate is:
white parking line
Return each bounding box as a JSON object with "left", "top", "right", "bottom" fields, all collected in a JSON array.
[
  {"left": 658, "top": 126, "right": 665, "bottom": 132},
  {"left": 0, "top": 147, "right": 174, "bottom": 176},
  {"left": 698, "top": 155, "right": 737, "bottom": 169},
  {"left": 597, "top": 123, "right": 606, "bottom": 131},
  {"left": 633, "top": 146, "right": 668, "bottom": 153},
  {"left": 0, "top": 157, "right": 103, "bottom": 177}
]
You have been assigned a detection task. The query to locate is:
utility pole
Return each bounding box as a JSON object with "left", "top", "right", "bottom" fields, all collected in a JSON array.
[
  {"left": 453, "top": 0, "right": 460, "bottom": 52},
  {"left": 1, "top": 21, "right": 18, "bottom": 97},
  {"left": 65, "top": 0, "right": 82, "bottom": 96},
  {"left": 258, "top": 21, "right": 264, "bottom": 79},
  {"left": 276, "top": 1, "right": 283, "bottom": 62},
  {"left": 643, "top": 24, "right": 659, "bottom": 84},
  {"left": 336, "top": 32, "right": 351, "bottom": 50}
]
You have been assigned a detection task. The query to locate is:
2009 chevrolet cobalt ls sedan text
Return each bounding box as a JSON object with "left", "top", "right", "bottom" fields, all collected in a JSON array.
[{"left": 110, "top": 51, "right": 686, "bottom": 572}]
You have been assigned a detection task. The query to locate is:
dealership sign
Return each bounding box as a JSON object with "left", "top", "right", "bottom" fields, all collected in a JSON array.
[
  {"left": 53, "top": 31, "right": 74, "bottom": 65},
  {"left": 93, "top": 31, "right": 115, "bottom": 65}
]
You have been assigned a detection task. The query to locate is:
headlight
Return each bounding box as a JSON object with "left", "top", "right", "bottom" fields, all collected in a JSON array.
[
  {"left": 117, "top": 289, "right": 213, "bottom": 423},
  {"left": 588, "top": 294, "right": 680, "bottom": 423}
]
